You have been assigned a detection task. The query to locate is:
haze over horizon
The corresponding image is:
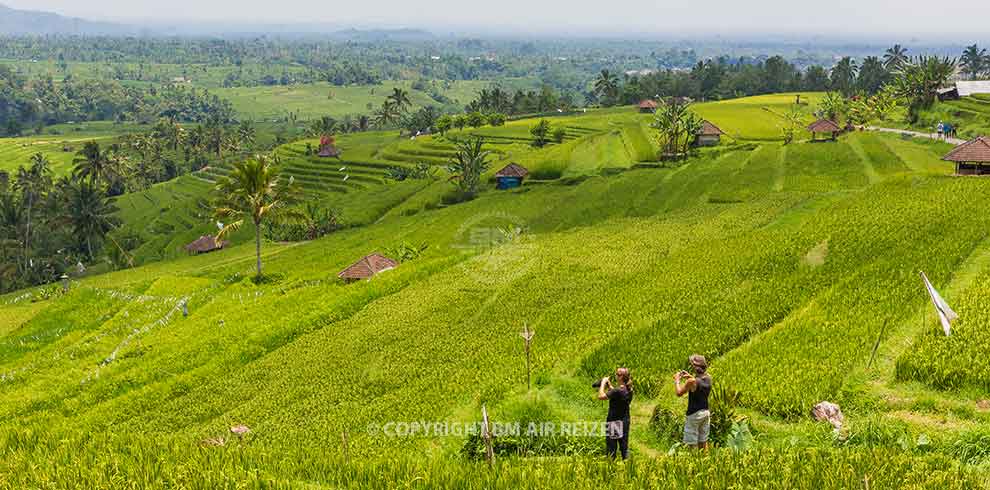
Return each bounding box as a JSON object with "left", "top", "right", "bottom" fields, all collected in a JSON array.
[{"left": 3, "top": 0, "right": 990, "bottom": 40}]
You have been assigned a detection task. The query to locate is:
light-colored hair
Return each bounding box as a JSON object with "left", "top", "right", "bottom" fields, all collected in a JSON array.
[{"left": 616, "top": 367, "right": 633, "bottom": 392}]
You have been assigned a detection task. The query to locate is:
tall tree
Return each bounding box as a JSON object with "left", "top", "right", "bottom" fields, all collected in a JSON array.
[
  {"left": 829, "top": 57, "right": 859, "bottom": 96},
  {"left": 387, "top": 87, "right": 412, "bottom": 112},
  {"left": 883, "top": 44, "right": 909, "bottom": 72},
  {"left": 214, "top": 155, "right": 301, "bottom": 279},
  {"left": 892, "top": 56, "right": 957, "bottom": 122},
  {"left": 593, "top": 69, "right": 619, "bottom": 106},
  {"left": 72, "top": 141, "right": 108, "bottom": 186},
  {"left": 960, "top": 44, "right": 988, "bottom": 80},
  {"left": 61, "top": 179, "right": 120, "bottom": 261},
  {"left": 857, "top": 56, "right": 889, "bottom": 95}
]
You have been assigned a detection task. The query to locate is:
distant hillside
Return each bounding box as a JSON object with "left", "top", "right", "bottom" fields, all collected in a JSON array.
[{"left": 0, "top": 4, "right": 134, "bottom": 35}]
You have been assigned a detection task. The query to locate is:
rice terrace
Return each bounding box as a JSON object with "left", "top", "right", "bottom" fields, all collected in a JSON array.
[{"left": 3, "top": 1, "right": 990, "bottom": 488}]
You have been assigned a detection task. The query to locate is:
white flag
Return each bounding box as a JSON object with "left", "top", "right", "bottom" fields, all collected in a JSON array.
[{"left": 921, "top": 271, "right": 958, "bottom": 336}]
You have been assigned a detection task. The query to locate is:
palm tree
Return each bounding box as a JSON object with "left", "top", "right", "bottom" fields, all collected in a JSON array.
[
  {"left": 213, "top": 155, "right": 302, "bottom": 279},
  {"left": 892, "top": 56, "right": 957, "bottom": 122},
  {"left": 829, "top": 57, "right": 859, "bottom": 96},
  {"left": 373, "top": 101, "right": 401, "bottom": 129},
  {"left": 883, "top": 44, "right": 909, "bottom": 71},
  {"left": 16, "top": 154, "right": 52, "bottom": 266},
  {"left": 72, "top": 141, "right": 107, "bottom": 186},
  {"left": 309, "top": 116, "right": 338, "bottom": 137},
  {"left": 594, "top": 69, "right": 619, "bottom": 105},
  {"left": 961, "top": 44, "right": 987, "bottom": 80},
  {"left": 387, "top": 87, "right": 412, "bottom": 112},
  {"left": 61, "top": 179, "right": 121, "bottom": 261}
]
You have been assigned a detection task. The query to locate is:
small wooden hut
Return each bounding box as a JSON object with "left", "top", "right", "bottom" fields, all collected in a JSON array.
[
  {"left": 637, "top": 99, "right": 658, "bottom": 113},
  {"left": 807, "top": 119, "right": 841, "bottom": 141},
  {"left": 495, "top": 163, "right": 529, "bottom": 190},
  {"left": 318, "top": 135, "right": 341, "bottom": 158},
  {"left": 338, "top": 253, "right": 398, "bottom": 282},
  {"left": 184, "top": 235, "right": 228, "bottom": 254},
  {"left": 695, "top": 120, "right": 725, "bottom": 146},
  {"left": 943, "top": 136, "right": 990, "bottom": 175}
]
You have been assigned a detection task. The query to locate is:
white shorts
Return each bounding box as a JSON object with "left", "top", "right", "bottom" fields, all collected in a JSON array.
[{"left": 683, "top": 410, "right": 711, "bottom": 445}]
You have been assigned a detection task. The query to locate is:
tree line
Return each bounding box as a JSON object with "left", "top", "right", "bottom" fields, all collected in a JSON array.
[{"left": 0, "top": 67, "right": 235, "bottom": 136}]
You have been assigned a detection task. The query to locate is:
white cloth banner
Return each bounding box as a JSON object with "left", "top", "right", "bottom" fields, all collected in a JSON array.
[{"left": 921, "top": 271, "right": 958, "bottom": 336}]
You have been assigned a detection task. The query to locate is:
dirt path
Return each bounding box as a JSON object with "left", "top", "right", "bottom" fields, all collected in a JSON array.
[{"left": 866, "top": 126, "right": 966, "bottom": 145}]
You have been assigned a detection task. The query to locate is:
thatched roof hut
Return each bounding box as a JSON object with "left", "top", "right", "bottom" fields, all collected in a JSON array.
[
  {"left": 638, "top": 99, "right": 658, "bottom": 113},
  {"left": 184, "top": 235, "right": 228, "bottom": 254},
  {"left": 807, "top": 119, "right": 842, "bottom": 141},
  {"left": 943, "top": 136, "right": 990, "bottom": 175},
  {"left": 338, "top": 253, "right": 398, "bottom": 282}
]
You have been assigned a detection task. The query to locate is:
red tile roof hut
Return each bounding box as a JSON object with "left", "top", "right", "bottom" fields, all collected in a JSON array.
[
  {"left": 495, "top": 163, "right": 529, "bottom": 190},
  {"left": 338, "top": 253, "right": 398, "bottom": 282},
  {"left": 638, "top": 99, "right": 658, "bottom": 113},
  {"left": 807, "top": 119, "right": 842, "bottom": 141},
  {"left": 943, "top": 136, "right": 990, "bottom": 175},
  {"left": 184, "top": 235, "right": 228, "bottom": 254},
  {"left": 695, "top": 120, "right": 725, "bottom": 147}
]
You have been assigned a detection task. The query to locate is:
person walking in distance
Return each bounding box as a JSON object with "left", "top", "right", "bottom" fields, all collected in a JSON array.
[
  {"left": 674, "top": 354, "right": 712, "bottom": 449},
  {"left": 597, "top": 367, "right": 633, "bottom": 459}
]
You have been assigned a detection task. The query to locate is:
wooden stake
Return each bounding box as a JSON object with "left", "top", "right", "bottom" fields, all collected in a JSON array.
[
  {"left": 867, "top": 320, "right": 888, "bottom": 370},
  {"left": 519, "top": 323, "right": 535, "bottom": 392},
  {"left": 481, "top": 404, "right": 494, "bottom": 468}
]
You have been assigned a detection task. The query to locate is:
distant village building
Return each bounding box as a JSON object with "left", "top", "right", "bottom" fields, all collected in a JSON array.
[
  {"left": 184, "top": 235, "right": 228, "bottom": 254},
  {"left": 807, "top": 119, "right": 842, "bottom": 141},
  {"left": 637, "top": 99, "right": 658, "bottom": 113},
  {"left": 495, "top": 163, "right": 529, "bottom": 190},
  {"left": 695, "top": 120, "right": 725, "bottom": 146},
  {"left": 338, "top": 253, "right": 398, "bottom": 282},
  {"left": 938, "top": 81, "right": 990, "bottom": 101},
  {"left": 943, "top": 136, "right": 990, "bottom": 175}
]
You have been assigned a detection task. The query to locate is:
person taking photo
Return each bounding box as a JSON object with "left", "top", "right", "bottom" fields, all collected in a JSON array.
[
  {"left": 597, "top": 367, "right": 633, "bottom": 459},
  {"left": 674, "top": 354, "right": 712, "bottom": 450}
]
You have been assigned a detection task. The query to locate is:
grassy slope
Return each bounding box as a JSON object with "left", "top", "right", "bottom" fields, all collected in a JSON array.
[{"left": 4, "top": 95, "right": 990, "bottom": 486}]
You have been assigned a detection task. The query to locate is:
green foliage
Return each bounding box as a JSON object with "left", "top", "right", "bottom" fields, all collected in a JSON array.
[
  {"left": 384, "top": 241, "right": 429, "bottom": 262},
  {"left": 446, "top": 137, "right": 492, "bottom": 198},
  {"left": 530, "top": 119, "right": 552, "bottom": 148}
]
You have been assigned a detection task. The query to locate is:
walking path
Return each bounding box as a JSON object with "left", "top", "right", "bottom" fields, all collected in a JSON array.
[{"left": 866, "top": 126, "right": 966, "bottom": 145}]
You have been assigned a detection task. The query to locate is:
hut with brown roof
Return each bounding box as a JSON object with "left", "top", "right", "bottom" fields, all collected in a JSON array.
[
  {"left": 943, "top": 136, "right": 990, "bottom": 175},
  {"left": 338, "top": 253, "right": 398, "bottom": 282},
  {"left": 695, "top": 120, "right": 725, "bottom": 147},
  {"left": 637, "top": 99, "right": 658, "bottom": 113},
  {"left": 807, "top": 119, "right": 842, "bottom": 141},
  {"left": 495, "top": 163, "right": 529, "bottom": 190},
  {"left": 184, "top": 235, "right": 228, "bottom": 255}
]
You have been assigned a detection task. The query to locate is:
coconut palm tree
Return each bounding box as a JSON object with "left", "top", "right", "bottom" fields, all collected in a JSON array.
[
  {"left": 373, "top": 101, "right": 401, "bottom": 129},
  {"left": 72, "top": 141, "right": 107, "bottom": 186},
  {"left": 309, "top": 116, "right": 338, "bottom": 137},
  {"left": 61, "top": 178, "right": 121, "bottom": 261},
  {"left": 237, "top": 121, "right": 256, "bottom": 149},
  {"left": 883, "top": 44, "right": 909, "bottom": 71},
  {"left": 213, "top": 155, "right": 302, "bottom": 279},
  {"left": 594, "top": 69, "right": 619, "bottom": 105},
  {"left": 387, "top": 87, "right": 412, "bottom": 112},
  {"left": 961, "top": 44, "right": 987, "bottom": 80},
  {"left": 892, "top": 56, "right": 957, "bottom": 122},
  {"left": 14, "top": 154, "right": 51, "bottom": 268},
  {"left": 829, "top": 57, "right": 859, "bottom": 96}
]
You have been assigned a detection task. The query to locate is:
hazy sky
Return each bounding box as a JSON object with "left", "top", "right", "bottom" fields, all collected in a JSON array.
[{"left": 6, "top": 0, "right": 990, "bottom": 38}]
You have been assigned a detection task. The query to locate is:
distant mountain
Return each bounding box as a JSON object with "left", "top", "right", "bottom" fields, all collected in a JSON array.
[{"left": 0, "top": 4, "right": 135, "bottom": 35}]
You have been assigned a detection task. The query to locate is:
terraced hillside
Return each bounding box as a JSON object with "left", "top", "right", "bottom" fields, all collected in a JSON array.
[{"left": 10, "top": 95, "right": 990, "bottom": 487}]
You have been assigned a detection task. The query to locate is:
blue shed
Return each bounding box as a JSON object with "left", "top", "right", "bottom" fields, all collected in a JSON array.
[{"left": 495, "top": 163, "right": 529, "bottom": 190}]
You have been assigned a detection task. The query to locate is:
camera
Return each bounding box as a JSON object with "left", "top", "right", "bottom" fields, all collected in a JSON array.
[{"left": 592, "top": 378, "right": 610, "bottom": 389}]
